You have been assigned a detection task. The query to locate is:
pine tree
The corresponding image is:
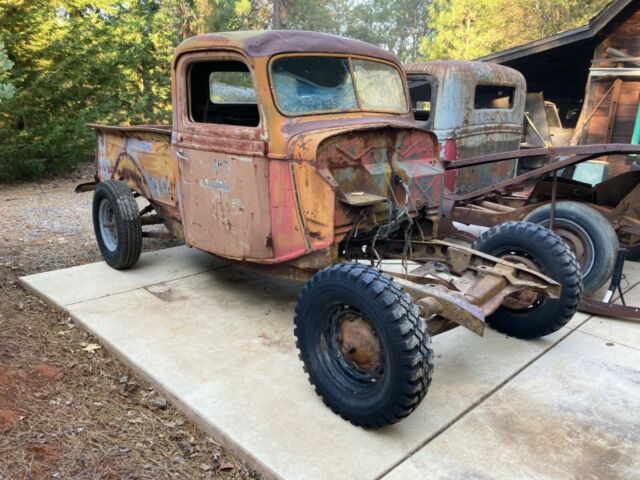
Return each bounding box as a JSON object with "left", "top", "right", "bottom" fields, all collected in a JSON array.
[
  {"left": 0, "top": 38, "right": 14, "bottom": 102},
  {"left": 420, "top": 0, "right": 610, "bottom": 60}
]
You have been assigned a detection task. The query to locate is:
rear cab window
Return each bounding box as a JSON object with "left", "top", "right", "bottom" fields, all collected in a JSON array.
[{"left": 474, "top": 85, "right": 515, "bottom": 109}]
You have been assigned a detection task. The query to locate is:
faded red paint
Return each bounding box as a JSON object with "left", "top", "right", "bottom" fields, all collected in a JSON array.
[
  {"left": 442, "top": 139, "right": 458, "bottom": 192},
  {"left": 268, "top": 160, "right": 308, "bottom": 259},
  {"left": 90, "top": 31, "right": 443, "bottom": 271}
]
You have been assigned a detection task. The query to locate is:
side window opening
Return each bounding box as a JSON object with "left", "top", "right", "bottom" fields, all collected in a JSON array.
[
  {"left": 474, "top": 85, "right": 515, "bottom": 109},
  {"left": 189, "top": 60, "right": 259, "bottom": 127},
  {"left": 408, "top": 75, "right": 434, "bottom": 124}
]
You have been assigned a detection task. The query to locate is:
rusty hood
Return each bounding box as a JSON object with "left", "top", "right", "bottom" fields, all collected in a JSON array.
[{"left": 288, "top": 123, "right": 444, "bottom": 213}]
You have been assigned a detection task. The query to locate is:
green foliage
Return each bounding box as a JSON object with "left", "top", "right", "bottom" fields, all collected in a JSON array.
[
  {"left": 420, "top": 0, "right": 610, "bottom": 60},
  {"left": 0, "top": 38, "right": 14, "bottom": 102},
  {"left": 343, "top": 0, "right": 432, "bottom": 62},
  {"left": 0, "top": 0, "right": 194, "bottom": 179},
  {"left": 0, "top": 0, "right": 616, "bottom": 179},
  {"left": 281, "top": 0, "right": 343, "bottom": 32},
  {"left": 268, "top": 0, "right": 430, "bottom": 61}
]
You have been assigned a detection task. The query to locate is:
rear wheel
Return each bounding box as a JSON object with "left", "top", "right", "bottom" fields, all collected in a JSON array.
[
  {"left": 294, "top": 263, "right": 433, "bottom": 428},
  {"left": 92, "top": 180, "right": 142, "bottom": 269},
  {"left": 524, "top": 201, "right": 618, "bottom": 293},
  {"left": 473, "top": 221, "right": 582, "bottom": 339}
]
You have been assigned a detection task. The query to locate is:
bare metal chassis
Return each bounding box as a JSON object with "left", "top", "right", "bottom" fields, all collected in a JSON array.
[
  {"left": 440, "top": 143, "right": 640, "bottom": 321},
  {"left": 350, "top": 239, "right": 561, "bottom": 337}
]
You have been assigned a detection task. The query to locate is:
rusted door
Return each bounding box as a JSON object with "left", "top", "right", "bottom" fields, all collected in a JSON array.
[{"left": 174, "top": 51, "right": 272, "bottom": 260}]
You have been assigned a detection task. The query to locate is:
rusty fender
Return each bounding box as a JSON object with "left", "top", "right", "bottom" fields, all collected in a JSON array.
[{"left": 381, "top": 240, "right": 560, "bottom": 337}]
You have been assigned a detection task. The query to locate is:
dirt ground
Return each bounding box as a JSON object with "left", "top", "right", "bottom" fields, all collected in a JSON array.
[{"left": 0, "top": 164, "right": 260, "bottom": 479}]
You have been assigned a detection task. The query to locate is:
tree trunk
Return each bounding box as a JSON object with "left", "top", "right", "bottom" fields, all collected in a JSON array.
[{"left": 272, "top": 0, "right": 282, "bottom": 29}]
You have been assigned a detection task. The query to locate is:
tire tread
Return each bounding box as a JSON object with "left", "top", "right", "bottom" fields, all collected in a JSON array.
[
  {"left": 294, "top": 263, "right": 433, "bottom": 428},
  {"left": 474, "top": 221, "right": 582, "bottom": 338},
  {"left": 92, "top": 180, "right": 142, "bottom": 269}
]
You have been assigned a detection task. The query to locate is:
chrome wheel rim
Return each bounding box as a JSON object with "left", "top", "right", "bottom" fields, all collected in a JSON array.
[{"left": 98, "top": 199, "right": 118, "bottom": 252}]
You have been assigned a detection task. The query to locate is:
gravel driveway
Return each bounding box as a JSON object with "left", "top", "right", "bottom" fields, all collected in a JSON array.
[{"left": 0, "top": 164, "right": 258, "bottom": 479}]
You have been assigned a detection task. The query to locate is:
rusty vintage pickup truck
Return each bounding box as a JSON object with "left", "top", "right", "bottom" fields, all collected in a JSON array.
[
  {"left": 406, "top": 61, "right": 640, "bottom": 306},
  {"left": 80, "top": 31, "right": 582, "bottom": 428}
]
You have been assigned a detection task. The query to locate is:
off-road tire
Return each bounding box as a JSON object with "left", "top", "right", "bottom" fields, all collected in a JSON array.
[
  {"left": 524, "top": 201, "right": 618, "bottom": 293},
  {"left": 473, "top": 221, "right": 582, "bottom": 339},
  {"left": 294, "top": 263, "right": 433, "bottom": 428},
  {"left": 92, "top": 180, "right": 142, "bottom": 269}
]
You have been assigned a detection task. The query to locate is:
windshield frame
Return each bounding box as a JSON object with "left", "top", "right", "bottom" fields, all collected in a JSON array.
[{"left": 267, "top": 53, "right": 410, "bottom": 117}]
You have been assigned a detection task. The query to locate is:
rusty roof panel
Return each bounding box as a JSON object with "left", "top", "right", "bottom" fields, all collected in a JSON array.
[
  {"left": 405, "top": 60, "right": 525, "bottom": 84},
  {"left": 174, "top": 30, "right": 400, "bottom": 63}
]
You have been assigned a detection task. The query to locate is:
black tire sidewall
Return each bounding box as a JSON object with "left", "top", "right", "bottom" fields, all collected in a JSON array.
[
  {"left": 525, "top": 202, "right": 618, "bottom": 293},
  {"left": 296, "top": 282, "right": 402, "bottom": 416},
  {"left": 473, "top": 222, "right": 582, "bottom": 338},
  {"left": 294, "top": 264, "right": 431, "bottom": 427},
  {"left": 92, "top": 181, "right": 142, "bottom": 269}
]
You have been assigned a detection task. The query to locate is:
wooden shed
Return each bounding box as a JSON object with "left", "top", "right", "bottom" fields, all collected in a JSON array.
[{"left": 480, "top": 0, "right": 640, "bottom": 178}]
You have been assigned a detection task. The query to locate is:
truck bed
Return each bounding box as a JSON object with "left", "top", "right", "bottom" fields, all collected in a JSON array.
[{"left": 90, "top": 123, "right": 181, "bottom": 219}]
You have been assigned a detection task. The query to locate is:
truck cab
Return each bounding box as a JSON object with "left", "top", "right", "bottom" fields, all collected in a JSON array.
[
  {"left": 405, "top": 61, "right": 526, "bottom": 194},
  {"left": 94, "top": 31, "right": 442, "bottom": 269}
]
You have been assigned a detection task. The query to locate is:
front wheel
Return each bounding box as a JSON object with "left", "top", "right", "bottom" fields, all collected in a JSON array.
[
  {"left": 294, "top": 263, "right": 433, "bottom": 428},
  {"left": 92, "top": 180, "right": 142, "bottom": 269},
  {"left": 473, "top": 221, "right": 582, "bottom": 339}
]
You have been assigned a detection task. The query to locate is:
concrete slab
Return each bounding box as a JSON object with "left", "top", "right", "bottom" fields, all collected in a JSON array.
[
  {"left": 21, "top": 248, "right": 574, "bottom": 480},
  {"left": 20, "top": 246, "right": 222, "bottom": 306},
  {"left": 384, "top": 331, "right": 640, "bottom": 480},
  {"left": 563, "top": 310, "right": 591, "bottom": 330},
  {"left": 620, "top": 276, "right": 640, "bottom": 304},
  {"left": 620, "top": 259, "right": 640, "bottom": 291},
  {"left": 578, "top": 282, "right": 640, "bottom": 350}
]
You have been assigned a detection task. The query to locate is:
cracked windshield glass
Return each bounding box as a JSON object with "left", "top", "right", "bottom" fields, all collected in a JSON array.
[{"left": 271, "top": 56, "right": 407, "bottom": 115}]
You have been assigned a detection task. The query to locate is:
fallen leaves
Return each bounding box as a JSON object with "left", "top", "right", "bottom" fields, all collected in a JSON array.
[
  {"left": 81, "top": 343, "right": 102, "bottom": 354},
  {"left": 152, "top": 396, "right": 168, "bottom": 410},
  {"left": 0, "top": 167, "right": 259, "bottom": 480}
]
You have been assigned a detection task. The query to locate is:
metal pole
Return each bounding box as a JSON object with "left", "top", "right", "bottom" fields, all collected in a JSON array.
[{"left": 549, "top": 171, "right": 558, "bottom": 230}]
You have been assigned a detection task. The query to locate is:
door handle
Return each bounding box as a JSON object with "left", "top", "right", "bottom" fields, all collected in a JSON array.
[{"left": 176, "top": 149, "right": 188, "bottom": 161}]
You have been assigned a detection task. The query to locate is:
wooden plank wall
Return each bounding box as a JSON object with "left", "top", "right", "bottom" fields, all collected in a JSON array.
[{"left": 582, "top": 9, "right": 640, "bottom": 177}]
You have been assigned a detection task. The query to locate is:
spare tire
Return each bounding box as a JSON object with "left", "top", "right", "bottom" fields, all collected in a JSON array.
[{"left": 524, "top": 201, "right": 618, "bottom": 294}]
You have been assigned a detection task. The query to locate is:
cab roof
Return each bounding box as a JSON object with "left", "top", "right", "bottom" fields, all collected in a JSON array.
[
  {"left": 174, "top": 30, "right": 400, "bottom": 64},
  {"left": 405, "top": 60, "right": 525, "bottom": 86}
]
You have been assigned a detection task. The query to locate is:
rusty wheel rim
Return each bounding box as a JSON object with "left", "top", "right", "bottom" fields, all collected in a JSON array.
[
  {"left": 541, "top": 219, "right": 594, "bottom": 276},
  {"left": 326, "top": 306, "right": 384, "bottom": 385},
  {"left": 338, "top": 312, "right": 381, "bottom": 372}
]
